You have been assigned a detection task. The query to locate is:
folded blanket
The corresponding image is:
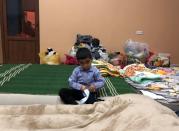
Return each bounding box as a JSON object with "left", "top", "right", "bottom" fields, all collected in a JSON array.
[
  {"left": 124, "top": 64, "right": 179, "bottom": 103},
  {"left": 0, "top": 94, "right": 178, "bottom": 131},
  {"left": 130, "top": 71, "right": 162, "bottom": 84},
  {"left": 92, "top": 60, "right": 120, "bottom": 77}
]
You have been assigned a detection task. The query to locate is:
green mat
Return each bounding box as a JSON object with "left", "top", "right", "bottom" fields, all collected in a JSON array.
[{"left": 0, "top": 64, "right": 136, "bottom": 96}]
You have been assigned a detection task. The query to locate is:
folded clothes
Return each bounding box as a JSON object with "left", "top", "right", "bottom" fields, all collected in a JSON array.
[
  {"left": 125, "top": 78, "right": 149, "bottom": 89},
  {"left": 123, "top": 64, "right": 163, "bottom": 84},
  {"left": 92, "top": 60, "right": 120, "bottom": 77},
  {"left": 130, "top": 71, "right": 162, "bottom": 84},
  {"left": 123, "top": 64, "right": 146, "bottom": 77},
  {"left": 147, "top": 82, "right": 172, "bottom": 90},
  {"left": 124, "top": 64, "right": 179, "bottom": 103}
]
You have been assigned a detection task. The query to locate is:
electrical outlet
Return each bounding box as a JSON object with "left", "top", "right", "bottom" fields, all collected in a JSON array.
[{"left": 136, "top": 30, "right": 144, "bottom": 35}]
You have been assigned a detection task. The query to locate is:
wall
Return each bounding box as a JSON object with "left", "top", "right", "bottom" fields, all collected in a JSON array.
[
  {"left": 0, "top": 25, "right": 3, "bottom": 64},
  {"left": 40, "top": 0, "right": 179, "bottom": 64}
]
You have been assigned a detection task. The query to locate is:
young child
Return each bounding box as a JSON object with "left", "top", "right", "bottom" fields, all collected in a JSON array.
[{"left": 59, "top": 48, "right": 105, "bottom": 104}]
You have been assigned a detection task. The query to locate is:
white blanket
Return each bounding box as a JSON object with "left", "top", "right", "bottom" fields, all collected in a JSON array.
[{"left": 0, "top": 94, "right": 179, "bottom": 131}]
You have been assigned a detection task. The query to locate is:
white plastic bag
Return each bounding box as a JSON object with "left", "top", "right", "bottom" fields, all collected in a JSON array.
[{"left": 124, "top": 39, "right": 149, "bottom": 63}]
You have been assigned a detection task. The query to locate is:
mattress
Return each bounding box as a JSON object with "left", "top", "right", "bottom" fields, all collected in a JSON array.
[{"left": 0, "top": 94, "right": 179, "bottom": 131}]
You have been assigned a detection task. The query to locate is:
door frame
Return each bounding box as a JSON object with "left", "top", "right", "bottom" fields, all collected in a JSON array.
[
  {"left": 0, "top": 0, "right": 5, "bottom": 63},
  {"left": 1, "top": 0, "right": 40, "bottom": 64}
]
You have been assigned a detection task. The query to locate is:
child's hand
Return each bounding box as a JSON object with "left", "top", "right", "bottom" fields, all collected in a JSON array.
[
  {"left": 89, "top": 85, "right": 96, "bottom": 92},
  {"left": 81, "top": 85, "right": 86, "bottom": 91}
]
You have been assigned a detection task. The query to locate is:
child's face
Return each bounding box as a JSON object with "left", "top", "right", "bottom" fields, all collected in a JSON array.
[{"left": 79, "top": 58, "right": 92, "bottom": 70}]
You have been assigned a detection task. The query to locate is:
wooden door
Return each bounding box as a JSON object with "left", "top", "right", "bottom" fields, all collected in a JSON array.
[
  {"left": 1, "top": 0, "right": 39, "bottom": 64},
  {"left": 0, "top": 0, "right": 3, "bottom": 63}
]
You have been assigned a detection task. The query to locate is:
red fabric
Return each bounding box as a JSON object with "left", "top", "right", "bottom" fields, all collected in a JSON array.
[
  {"left": 146, "top": 51, "right": 155, "bottom": 64},
  {"left": 64, "top": 54, "right": 78, "bottom": 65}
]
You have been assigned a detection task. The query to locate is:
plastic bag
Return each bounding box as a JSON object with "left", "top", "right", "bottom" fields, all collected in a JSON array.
[{"left": 124, "top": 39, "right": 149, "bottom": 63}]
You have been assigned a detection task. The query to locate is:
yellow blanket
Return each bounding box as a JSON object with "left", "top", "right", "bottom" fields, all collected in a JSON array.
[{"left": 92, "top": 60, "right": 120, "bottom": 77}]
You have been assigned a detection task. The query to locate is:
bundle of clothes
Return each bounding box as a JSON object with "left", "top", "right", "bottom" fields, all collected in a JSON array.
[
  {"left": 92, "top": 60, "right": 121, "bottom": 77},
  {"left": 66, "top": 34, "right": 109, "bottom": 64},
  {"left": 122, "top": 64, "right": 179, "bottom": 103},
  {"left": 66, "top": 34, "right": 127, "bottom": 69}
]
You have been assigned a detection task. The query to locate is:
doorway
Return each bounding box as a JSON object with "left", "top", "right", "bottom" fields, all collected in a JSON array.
[
  {"left": 0, "top": 0, "right": 3, "bottom": 64},
  {"left": 1, "top": 0, "right": 40, "bottom": 64},
  {"left": 0, "top": 25, "right": 3, "bottom": 64}
]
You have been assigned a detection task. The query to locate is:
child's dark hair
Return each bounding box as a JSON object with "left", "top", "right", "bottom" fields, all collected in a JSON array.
[{"left": 76, "top": 48, "right": 92, "bottom": 60}]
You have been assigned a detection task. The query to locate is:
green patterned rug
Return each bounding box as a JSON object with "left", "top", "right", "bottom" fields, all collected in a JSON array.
[{"left": 0, "top": 64, "right": 136, "bottom": 96}]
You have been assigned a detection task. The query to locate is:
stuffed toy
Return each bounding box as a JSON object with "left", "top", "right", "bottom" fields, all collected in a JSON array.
[
  {"left": 39, "top": 48, "right": 60, "bottom": 65},
  {"left": 45, "top": 48, "right": 56, "bottom": 56}
]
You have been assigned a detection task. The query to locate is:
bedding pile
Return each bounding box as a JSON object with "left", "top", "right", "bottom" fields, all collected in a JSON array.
[
  {"left": 123, "top": 64, "right": 179, "bottom": 103},
  {"left": 92, "top": 60, "right": 121, "bottom": 77},
  {"left": 0, "top": 94, "right": 179, "bottom": 131}
]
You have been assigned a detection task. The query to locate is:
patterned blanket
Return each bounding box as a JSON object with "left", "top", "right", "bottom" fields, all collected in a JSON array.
[{"left": 123, "top": 64, "right": 179, "bottom": 103}]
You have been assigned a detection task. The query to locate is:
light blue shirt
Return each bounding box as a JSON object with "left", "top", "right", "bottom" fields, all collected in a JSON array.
[{"left": 69, "top": 66, "right": 105, "bottom": 90}]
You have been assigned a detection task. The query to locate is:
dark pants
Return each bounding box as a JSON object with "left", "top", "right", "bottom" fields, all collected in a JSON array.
[{"left": 59, "top": 88, "right": 98, "bottom": 105}]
